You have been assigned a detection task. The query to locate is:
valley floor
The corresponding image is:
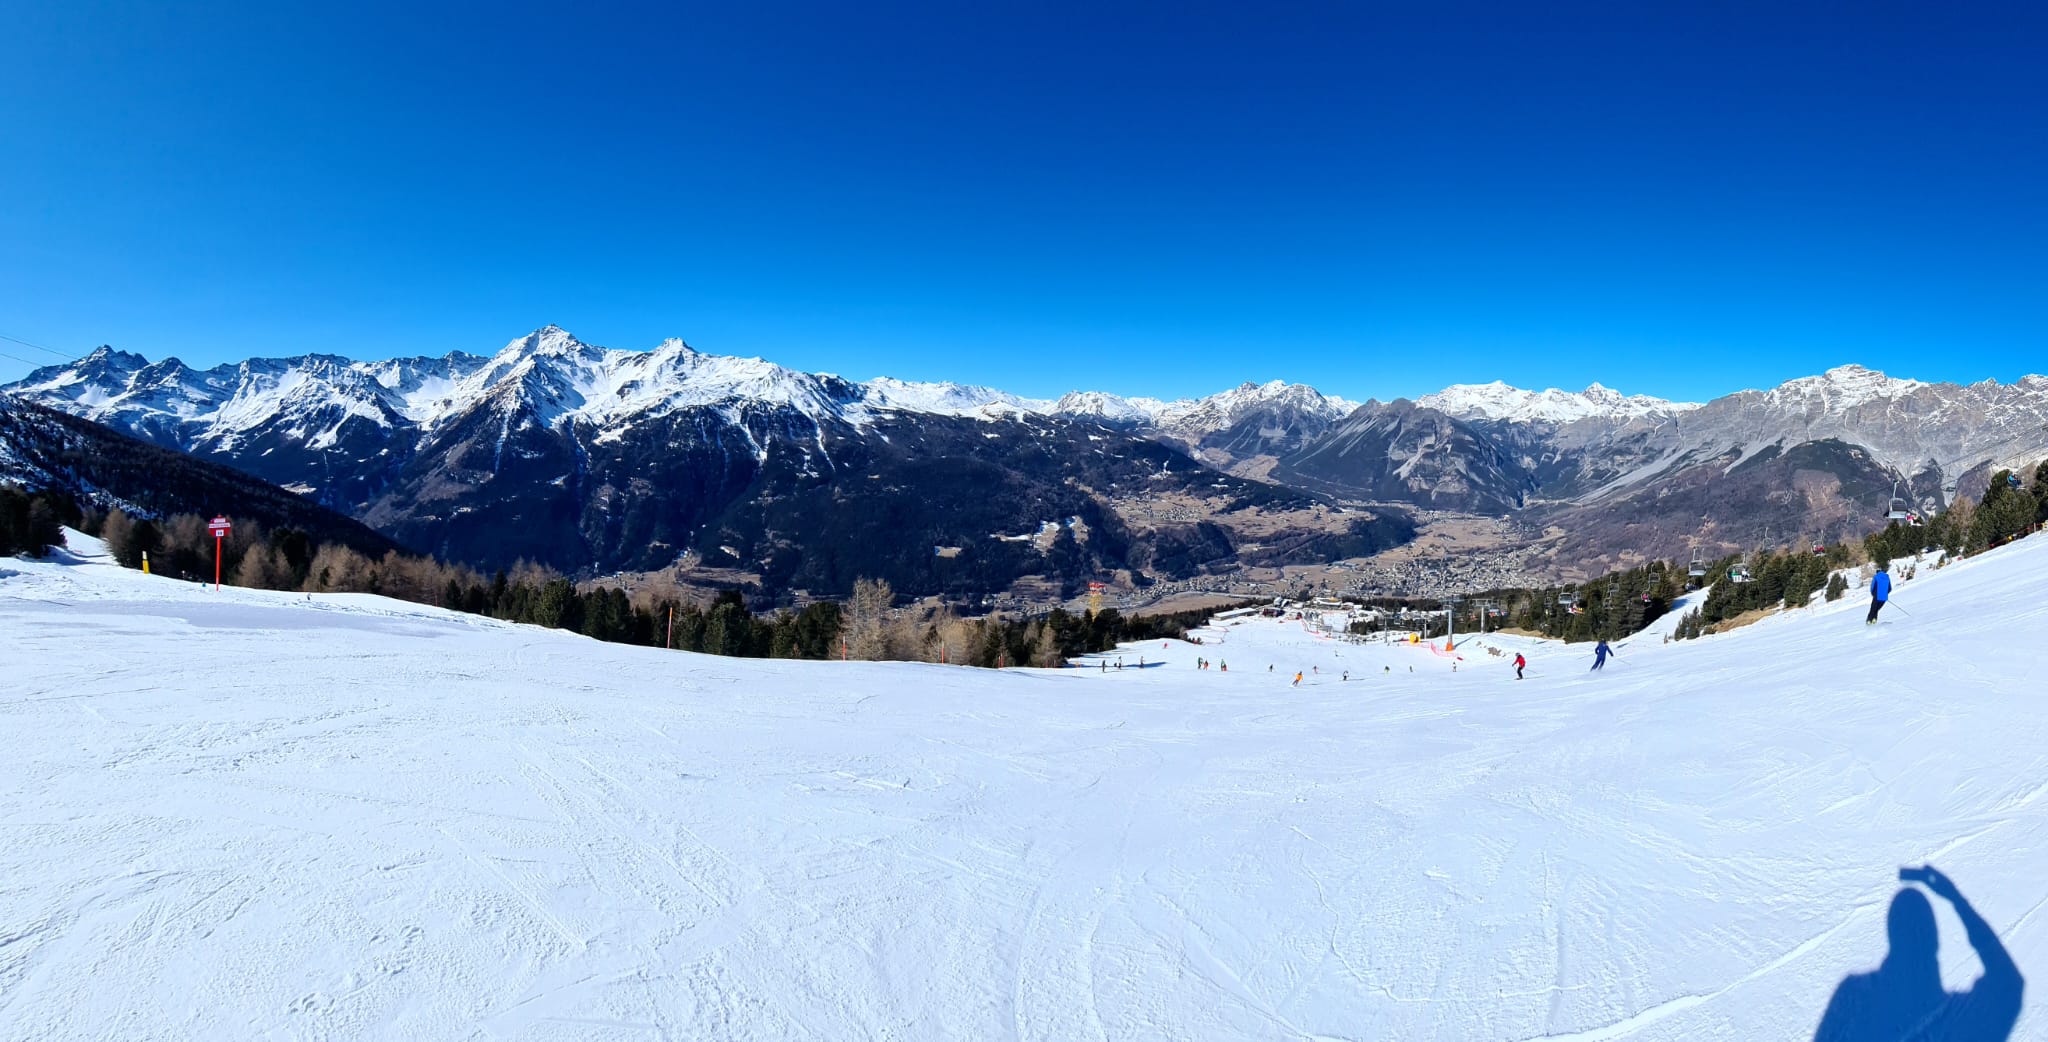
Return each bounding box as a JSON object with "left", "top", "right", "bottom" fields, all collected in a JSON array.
[{"left": 2, "top": 534, "right": 2044, "bottom": 1040}]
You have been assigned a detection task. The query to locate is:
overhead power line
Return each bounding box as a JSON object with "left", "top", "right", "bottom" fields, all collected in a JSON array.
[{"left": 0, "top": 331, "right": 77, "bottom": 359}]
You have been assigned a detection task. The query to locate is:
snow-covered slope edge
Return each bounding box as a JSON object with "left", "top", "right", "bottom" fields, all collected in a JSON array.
[{"left": 5, "top": 528, "right": 2042, "bottom": 1039}]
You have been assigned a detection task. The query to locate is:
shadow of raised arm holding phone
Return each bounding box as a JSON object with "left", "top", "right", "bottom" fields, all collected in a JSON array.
[{"left": 1813, "top": 864, "right": 2023, "bottom": 1041}]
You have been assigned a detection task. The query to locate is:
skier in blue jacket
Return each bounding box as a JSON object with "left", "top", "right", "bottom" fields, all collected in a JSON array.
[
  {"left": 1867, "top": 565, "right": 1893, "bottom": 624},
  {"left": 1591, "top": 640, "right": 1615, "bottom": 671}
]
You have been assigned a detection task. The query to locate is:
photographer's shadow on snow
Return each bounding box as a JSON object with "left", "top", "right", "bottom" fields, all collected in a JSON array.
[{"left": 1813, "top": 865, "right": 2023, "bottom": 1041}]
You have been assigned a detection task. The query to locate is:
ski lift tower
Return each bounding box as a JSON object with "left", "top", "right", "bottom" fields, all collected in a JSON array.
[{"left": 1444, "top": 595, "right": 1461, "bottom": 651}]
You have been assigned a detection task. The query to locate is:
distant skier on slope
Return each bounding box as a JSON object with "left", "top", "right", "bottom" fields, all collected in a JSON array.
[
  {"left": 1867, "top": 564, "right": 1893, "bottom": 625},
  {"left": 1292, "top": 671, "right": 1303, "bottom": 687},
  {"left": 1591, "top": 641, "right": 1615, "bottom": 671},
  {"left": 1514, "top": 653, "right": 1526, "bottom": 680}
]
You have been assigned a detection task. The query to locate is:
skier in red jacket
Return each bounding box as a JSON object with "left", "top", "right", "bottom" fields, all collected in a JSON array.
[{"left": 1513, "top": 653, "right": 1526, "bottom": 680}]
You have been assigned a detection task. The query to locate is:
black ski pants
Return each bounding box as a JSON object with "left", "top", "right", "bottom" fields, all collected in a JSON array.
[{"left": 1867, "top": 597, "right": 1887, "bottom": 623}]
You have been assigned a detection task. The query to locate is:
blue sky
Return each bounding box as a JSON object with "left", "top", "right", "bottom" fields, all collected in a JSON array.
[{"left": 2, "top": 2, "right": 2044, "bottom": 403}]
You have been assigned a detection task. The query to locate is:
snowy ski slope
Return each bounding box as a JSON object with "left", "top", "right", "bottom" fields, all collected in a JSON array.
[{"left": 2, "top": 533, "right": 2043, "bottom": 1040}]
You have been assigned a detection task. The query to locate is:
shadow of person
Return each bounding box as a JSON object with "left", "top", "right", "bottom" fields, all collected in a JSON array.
[{"left": 1814, "top": 865, "right": 2024, "bottom": 1041}]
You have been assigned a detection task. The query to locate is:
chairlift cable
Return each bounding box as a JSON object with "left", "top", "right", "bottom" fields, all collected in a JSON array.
[{"left": 0, "top": 331, "right": 75, "bottom": 359}]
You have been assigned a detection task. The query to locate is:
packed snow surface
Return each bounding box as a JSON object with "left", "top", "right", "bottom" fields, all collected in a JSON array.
[{"left": 4, "top": 534, "right": 2045, "bottom": 1040}]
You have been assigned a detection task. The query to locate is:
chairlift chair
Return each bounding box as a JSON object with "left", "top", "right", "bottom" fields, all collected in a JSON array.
[
  {"left": 1730, "top": 564, "right": 1754, "bottom": 584},
  {"left": 1886, "top": 478, "right": 1911, "bottom": 520}
]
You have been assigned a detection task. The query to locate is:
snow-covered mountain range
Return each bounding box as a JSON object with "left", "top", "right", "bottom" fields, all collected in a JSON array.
[
  {"left": 1417, "top": 380, "right": 1696, "bottom": 424},
  {"left": 7, "top": 325, "right": 2046, "bottom": 585},
  {"left": 0, "top": 395, "right": 400, "bottom": 558},
  {"left": 5, "top": 325, "right": 1374, "bottom": 449}
]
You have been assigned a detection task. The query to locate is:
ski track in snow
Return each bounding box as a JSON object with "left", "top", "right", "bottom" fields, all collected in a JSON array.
[{"left": 2, "top": 534, "right": 2047, "bottom": 1039}]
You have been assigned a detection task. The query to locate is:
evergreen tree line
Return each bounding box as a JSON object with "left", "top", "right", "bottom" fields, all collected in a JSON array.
[
  {"left": 1864, "top": 462, "right": 2048, "bottom": 567},
  {"left": 1434, "top": 562, "right": 1685, "bottom": 644},
  {"left": 1688, "top": 543, "right": 1857, "bottom": 630},
  {"left": 80, "top": 506, "right": 1226, "bottom": 669},
  {"left": 0, "top": 485, "right": 80, "bottom": 558},
  {"left": 1670, "top": 460, "right": 2048, "bottom": 640},
  {"left": 89, "top": 507, "right": 850, "bottom": 659}
]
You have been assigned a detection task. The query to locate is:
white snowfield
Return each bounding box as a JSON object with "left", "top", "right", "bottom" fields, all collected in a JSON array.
[{"left": 3, "top": 534, "right": 2043, "bottom": 1041}]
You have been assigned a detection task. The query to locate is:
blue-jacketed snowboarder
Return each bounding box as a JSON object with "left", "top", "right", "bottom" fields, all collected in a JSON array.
[
  {"left": 1867, "top": 565, "right": 1893, "bottom": 625},
  {"left": 1591, "top": 640, "right": 1615, "bottom": 671}
]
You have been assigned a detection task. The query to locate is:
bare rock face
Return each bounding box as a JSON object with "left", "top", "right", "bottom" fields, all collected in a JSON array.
[
  {"left": 1496, "top": 367, "right": 2048, "bottom": 564},
  {"left": 1271, "top": 399, "right": 1535, "bottom": 513}
]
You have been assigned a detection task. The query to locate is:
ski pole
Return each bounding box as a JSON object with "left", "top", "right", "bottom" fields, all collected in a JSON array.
[{"left": 1884, "top": 600, "right": 1911, "bottom": 617}]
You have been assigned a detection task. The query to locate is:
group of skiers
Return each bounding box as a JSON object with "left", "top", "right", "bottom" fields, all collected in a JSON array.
[
  {"left": 1228, "top": 637, "right": 1631, "bottom": 681},
  {"left": 1251, "top": 646, "right": 1597, "bottom": 682},
  {"left": 1101, "top": 564, "right": 1898, "bottom": 681}
]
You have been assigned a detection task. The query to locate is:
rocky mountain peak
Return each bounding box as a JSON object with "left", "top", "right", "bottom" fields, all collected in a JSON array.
[
  {"left": 1050, "top": 390, "right": 1161, "bottom": 424},
  {"left": 493, "top": 325, "right": 595, "bottom": 362},
  {"left": 1417, "top": 379, "right": 1695, "bottom": 424},
  {"left": 79, "top": 344, "right": 148, "bottom": 368},
  {"left": 1764, "top": 364, "right": 1925, "bottom": 411}
]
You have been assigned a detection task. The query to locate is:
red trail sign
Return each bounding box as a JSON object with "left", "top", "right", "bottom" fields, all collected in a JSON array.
[{"left": 208, "top": 516, "right": 231, "bottom": 590}]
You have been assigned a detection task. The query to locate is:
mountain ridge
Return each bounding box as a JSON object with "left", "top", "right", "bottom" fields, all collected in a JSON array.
[{"left": 11, "top": 326, "right": 2048, "bottom": 591}]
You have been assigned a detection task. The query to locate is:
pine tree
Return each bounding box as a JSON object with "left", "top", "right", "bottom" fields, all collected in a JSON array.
[{"left": 25, "top": 499, "right": 64, "bottom": 556}]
